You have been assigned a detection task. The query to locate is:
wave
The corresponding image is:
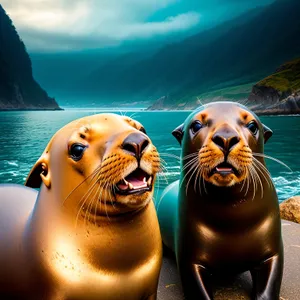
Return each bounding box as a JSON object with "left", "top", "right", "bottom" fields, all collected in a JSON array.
[
  {"left": 4, "top": 160, "right": 19, "bottom": 167},
  {"left": 165, "top": 147, "right": 181, "bottom": 151}
]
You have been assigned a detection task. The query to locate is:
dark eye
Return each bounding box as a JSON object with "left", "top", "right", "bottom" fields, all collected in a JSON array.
[
  {"left": 246, "top": 121, "right": 258, "bottom": 135},
  {"left": 70, "top": 144, "right": 86, "bottom": 161},
  {"left": 191, "top": 121, "right": 203, "bottom": 134},
  {"left": 140, "top": 127, "right": 147, "bottom": 134}
]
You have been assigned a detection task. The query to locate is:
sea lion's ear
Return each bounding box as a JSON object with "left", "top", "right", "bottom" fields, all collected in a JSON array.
[
  {"left": 25, "top": 154, "right": 51, "bottom": 189},
  {"left": 172, "top": 123, "right": 184, "bottom": 145},
  {"left": 263, "top": 124, "right": 273, "bottom": 144}
]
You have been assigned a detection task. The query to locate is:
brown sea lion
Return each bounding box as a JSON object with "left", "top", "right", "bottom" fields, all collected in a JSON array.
[
  {"left": 0, "top": 113, "right": 162, "bottom": 300},
  {"left": 156, "top": 102, "right": 283, "bottom": 300}
]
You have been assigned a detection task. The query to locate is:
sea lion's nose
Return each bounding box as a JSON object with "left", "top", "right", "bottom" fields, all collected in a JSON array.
[
  {"left": 212, "top": 127, "right": 240, "bottom": 153},
  {"left": 122, "top": 132, "right": 150, "bottom": 158}
]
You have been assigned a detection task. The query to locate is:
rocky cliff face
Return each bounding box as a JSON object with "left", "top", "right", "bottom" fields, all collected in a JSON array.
[
  {"left": 0, "top": 5, "right": 61, "bottom": 110},
  {"left": 247, "top": 58, "right": 300, "bottom": 115}
]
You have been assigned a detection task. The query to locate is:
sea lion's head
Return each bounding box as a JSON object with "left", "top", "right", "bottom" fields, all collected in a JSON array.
[
  {"left": 173, "top": 102, "right": 272, "bottom": 187},
  {"left": 25, "top": 114, "right": 160, "bottom": 217}
]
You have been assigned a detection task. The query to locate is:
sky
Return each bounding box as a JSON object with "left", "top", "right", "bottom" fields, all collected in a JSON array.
[{"left": 2, "top": 0, "right": 275, "bottom": 52}]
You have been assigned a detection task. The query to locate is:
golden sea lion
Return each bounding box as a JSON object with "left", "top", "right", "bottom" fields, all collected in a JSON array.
[{"left": 0, "top": 113, "right": 162, "bottom": 300}]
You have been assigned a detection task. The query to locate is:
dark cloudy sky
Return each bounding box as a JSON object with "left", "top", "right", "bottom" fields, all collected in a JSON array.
[{"left": 2, "top": 0, "right": 275, "bottom": 52}]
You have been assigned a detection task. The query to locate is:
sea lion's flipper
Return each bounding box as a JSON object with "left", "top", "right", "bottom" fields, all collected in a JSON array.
[
  {"left": 179, "top": 263, "right": 213, "bottom": 300},
  {"left": 250, "top": 253, "right": 283, "bottom": 300}
]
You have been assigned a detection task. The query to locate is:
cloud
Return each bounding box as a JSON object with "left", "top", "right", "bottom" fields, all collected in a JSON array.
[{"left": 1, "top": 0, "right": 201, "bottom": 51}]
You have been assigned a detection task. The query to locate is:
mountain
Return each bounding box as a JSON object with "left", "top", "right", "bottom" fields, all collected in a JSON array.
[
  {"left": 246, "top": 57, "right": 300, "bottom": 115},
  {"left": 81, "top": 0, "right": 300, "bottom": 109},
  {"left": 0, "top": 5, "right": 61, "bottom": 110},
  {"left": 82, "top": 6, "right": 265, "bottom": 101}
]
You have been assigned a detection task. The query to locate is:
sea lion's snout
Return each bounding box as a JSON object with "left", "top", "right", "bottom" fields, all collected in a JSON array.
[
  {"left": 212, "top": 125, "right": 240, "bottom": 154},
  {"left": 204, "top": 122, "right": 252, "bottom": 187},
  {"left": 122, "top": 132, "right": 150, "bottom": 159}
]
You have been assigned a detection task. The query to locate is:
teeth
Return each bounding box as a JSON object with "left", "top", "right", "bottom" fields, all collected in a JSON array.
[
  {"left": 143, "top": 177, "right": 147, "bottom": 183},
  {"left": 128, "top": 183, "right": 134, "bottom": 189},
  {"left": 124, "top": 179, "right": 129, "bottom": 185},
  {"left": 147, "top": 177, "right": 152, "bottom": 186}
]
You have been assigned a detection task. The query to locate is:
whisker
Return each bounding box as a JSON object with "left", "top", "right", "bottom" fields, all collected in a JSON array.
[
  {"left": 182, "top": 152, "right": 199, "bottom": 160},
  {"left": 75, "top": 178, "right": 99, "bottom": 229},
  {"left": 159, "top": 157, "right": 168, "bottom": 166},
  {"left": 159, "top": 161, "right": 169, "bottom": 173},
  {"left": 252, "top": 157, "right": 271, "bottom": 176},
  {"left": 246, "top": 166, "right": 253, "bottom": 199},
  {"left": 194, "top": 165, "right": 202, "bottom": 194},
  {"left": 252, "top": 152, "right": 292, "bottom": 172},
  {"left": 108, "top": 183, "right": 116, "bottom": 209},
  {"left": 239, "top": 167, "right": 248, "bottom": 193},
  {"left": 201, "top": 169, "right": 208, "bottom": 195},
  {"left": 75, "top": 191, "right": 91, "bottom": 229},
  {"left": 93, "top": 183, "right": 104, "bottom": 226},
  {"left": 182, "top": 157, "right": 199, "bottom": 171},
  {"left": 180, "top": 158, "right": 199, "bottom": 189},
  {"left": 86, "top": 187, "right": 96, "bottom": 226},
  {"left": 84, "top": 185, "right": 96, "bottom": 227},
  {"left": 154, "top": 174, "right": 161, "bottom": 209},
  {"left": 248, "top": 166, "right": 256, "bottom": 201},
  {"left": 246, "top": 168, "right": 250, "bottom": 197},
  {"left": 198, "top": 168, "right": 204, "bottom": 196},
  {"left": 104, "top": 183, "right": 111, "bottom": 221},
  {"left": 252, "top": 158, "right": 272, "bottom": 188},
  {"left": 185, "top": 161, "right": 198, "bottom": 195},
  {"left": 251, "top": 165, "right": 263, "bottom": 199},
  {"left": 158, "top": 172, "right": 169, "bottom": 186},
  {"left": 63, "top": 165, "right": 101, "bottom": 206},
  {"left": 129, "top": 112, "right": 139, "bottom": 119},
  {"left": 186, "top": 160, "right": 199, "bottom": 196}
]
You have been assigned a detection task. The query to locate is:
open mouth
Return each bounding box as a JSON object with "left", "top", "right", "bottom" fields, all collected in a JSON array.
[
  {"left": 209, "top": 162, "right": 239, "bottom": 177},
  {"left": 115, "top": 168, "right": 153, "bottom": 195}
]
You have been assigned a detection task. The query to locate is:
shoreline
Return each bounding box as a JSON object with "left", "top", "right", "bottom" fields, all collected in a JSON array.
[
  {"left": 0, "top": 108, "right": 64, "bottom": 112},
  {"left": 1, "top": 107, "right": 300, "bottom": 117}
]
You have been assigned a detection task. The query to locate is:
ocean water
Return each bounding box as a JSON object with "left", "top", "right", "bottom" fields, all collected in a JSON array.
[{"left": 0, "top": 109, "right": 299, "bottom": 202}]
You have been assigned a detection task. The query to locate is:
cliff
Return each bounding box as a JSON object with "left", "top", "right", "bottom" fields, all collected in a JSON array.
[
  {"left": 0, "top": 5, "right": 61, "bottom": 110},
  {"left": 247, "top": 58, "right": 300, "bottom": 115}
]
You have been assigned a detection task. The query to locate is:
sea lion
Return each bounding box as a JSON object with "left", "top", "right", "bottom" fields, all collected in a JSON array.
[
  {"left": 0, "top": 113, "right": 162, "bottom": 300},
  {"left": 156, "top": 102, "right": 283, "bottom": 300}
]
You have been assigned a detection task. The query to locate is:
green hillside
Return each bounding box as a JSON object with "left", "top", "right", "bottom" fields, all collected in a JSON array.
[{"left": 257, "top": 58, "right": 300, "bottom": 93}]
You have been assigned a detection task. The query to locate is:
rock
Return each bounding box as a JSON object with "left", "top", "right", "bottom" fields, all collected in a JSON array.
[
  {"left": 248, "top": 85, "right": 282, "bottom": 108},
  {"left": 280, "top": 196, "right": 300, "bottom": 224}
]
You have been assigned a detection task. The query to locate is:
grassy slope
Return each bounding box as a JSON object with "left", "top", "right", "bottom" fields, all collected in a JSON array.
[
  {"left": 164, "top": 82, "right": 254, "bottom": 107},
  {"left": 194, "top": 82, "right": 254, "bottom": 103},
  {"left": 256, "top": 57, "right": 300, "bottom": 93}
]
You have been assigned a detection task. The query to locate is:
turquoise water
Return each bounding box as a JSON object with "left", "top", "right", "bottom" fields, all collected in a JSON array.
[{"left": 0, "top": 109, "right": 299, "bottom": 202}]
